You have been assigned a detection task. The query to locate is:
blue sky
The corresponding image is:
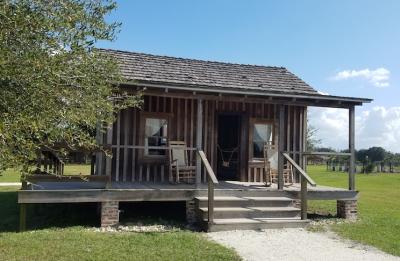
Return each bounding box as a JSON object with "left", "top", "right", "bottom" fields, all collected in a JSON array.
[{"left": 98, "top": 0, "right": 400, "bottom": 152}]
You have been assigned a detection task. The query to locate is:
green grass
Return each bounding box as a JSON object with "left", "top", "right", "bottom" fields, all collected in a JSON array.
[
  {"left": 0, "top": 164, "right": 91, "bottom": 182},
  {"left": 308, "top": 165, "right": 400, "bottom": 256},
  {"left": 0, "top": 186, "right": 240, "bottom": 261}
]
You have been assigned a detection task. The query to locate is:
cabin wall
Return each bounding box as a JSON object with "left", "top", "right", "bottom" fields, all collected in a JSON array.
[{"left": 96, "top": 94, "right": 306, "bottom": 183}]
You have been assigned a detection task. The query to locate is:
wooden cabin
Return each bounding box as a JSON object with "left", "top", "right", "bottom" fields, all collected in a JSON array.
[{"left": 19, "top": 49, "right": 372, "bottom": 231}]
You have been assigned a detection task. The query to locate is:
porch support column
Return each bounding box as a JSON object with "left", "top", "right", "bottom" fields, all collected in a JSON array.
[
  {"left": 277, "top": 104, "right": 285, "bottom": 190},
  {"left": 300, "top": 107, "right": 308, "bottom": 220},
  {"left": 349, "top": 106, "right": 355, "bottom": 191},
  {"left": 105, "top": 123, "right": 113, "bottom": 188},
  {"left": 196, "top": 98, "right": 203, "bottom": 185}
]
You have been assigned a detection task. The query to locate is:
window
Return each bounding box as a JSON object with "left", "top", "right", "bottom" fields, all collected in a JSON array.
[
  {"left": 251, "top": 120, "right": 274, "bottom": 159},
  {"left": 144, "top": 117, "right": 168, "bottom": 156}
]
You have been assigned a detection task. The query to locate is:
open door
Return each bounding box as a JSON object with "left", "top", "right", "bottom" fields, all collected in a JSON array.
[{"left": 216, "top": 114, "right": 241, "bottom": 180}]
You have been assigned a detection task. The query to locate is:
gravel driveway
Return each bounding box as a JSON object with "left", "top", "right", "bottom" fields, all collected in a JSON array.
[{"left": 208, "top": 228, "right": 399, "bottom": 261}]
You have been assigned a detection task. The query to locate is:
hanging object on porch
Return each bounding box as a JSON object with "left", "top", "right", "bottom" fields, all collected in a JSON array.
[{"left": 217, "top": 145, "right": 238, "bottom": 168}]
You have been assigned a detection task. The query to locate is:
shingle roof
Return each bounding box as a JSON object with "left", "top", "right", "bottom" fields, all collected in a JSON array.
[{"left": 100, "top": 49, "right": 320, "bottom": 96}]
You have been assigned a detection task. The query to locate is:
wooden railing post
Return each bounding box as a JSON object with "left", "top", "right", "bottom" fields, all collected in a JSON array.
[
  {"left": 300, "top": 176, "right": 307, "bottom": 220},
  {"left": 281, "top": 153, "right": 316, "bottom": 220},
  {"left": 197, "top": 150, "right": 218, "bottom": 228},
  {"left": 208, "top": 179, "right": 214, "bottom": 226}
]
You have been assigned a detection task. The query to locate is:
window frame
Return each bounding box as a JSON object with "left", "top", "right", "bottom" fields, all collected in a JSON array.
[
  {"left": 248, "top": 118, "right": 275, "bottom": 161},
  {"left": 139, "top": 112, "right": 172, "bottom": 160}
]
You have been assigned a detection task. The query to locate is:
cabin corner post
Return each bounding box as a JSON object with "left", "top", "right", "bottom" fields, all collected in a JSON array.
[
  {"left": 300, "top": 106, "right": 308, "bottom": 220},
  {"left": 277, "top": 104, "right": 285, "bottom": 190},
  {"left": 196, "top": 98, "right": 203, "bottom": 185},
  {"left": 349, "top": 106, "right": 355, "bottom": 191}
]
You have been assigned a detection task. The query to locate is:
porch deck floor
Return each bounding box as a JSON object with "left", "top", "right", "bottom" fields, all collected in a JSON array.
[
  {"left": 110, "top": 181, "right": 348, "bottom": 192},
  {"left": 18, "top": 181, "right": 358, "bottom": 204}
]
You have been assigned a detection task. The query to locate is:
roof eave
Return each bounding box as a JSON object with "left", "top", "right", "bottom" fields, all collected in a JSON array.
[{"left": 120, "top": 80, "right": 373, "bottom": 106}]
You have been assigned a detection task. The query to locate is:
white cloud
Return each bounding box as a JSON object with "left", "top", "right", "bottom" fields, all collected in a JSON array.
[
  {"left": 308, "top": 106, "right": 400, "bottom": 153},
  {"left": 317, "top": 91, "right": 329, "bottom": 95},
  {"left": 332, "top": 68, "right": 390, "bottom": 88}
]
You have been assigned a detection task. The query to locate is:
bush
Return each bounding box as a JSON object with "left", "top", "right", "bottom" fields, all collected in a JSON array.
[{"left": 363, "top": 163, "right": 375, "bottom": 173}]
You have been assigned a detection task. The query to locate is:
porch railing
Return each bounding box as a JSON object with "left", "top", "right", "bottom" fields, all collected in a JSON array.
[
  {"left": 197, "top": 149, "right": 218, "bottom": 226},
  {"left": 282, "top": 153, "right": 316, "bottom": 220},
  {"left": 35, "top": 150, "right": 65, "bottom": 175}
]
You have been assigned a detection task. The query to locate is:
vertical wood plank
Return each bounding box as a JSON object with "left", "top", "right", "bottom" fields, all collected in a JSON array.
[
  {"left": 177, "top": 98, "right": 181, "bottom": 140},
  {"left": 146, "top": 163, "right": 150, "bottom": 182},
  {"left": 196, "top": 99, "right": 203, "bottom": 185},
  {"left": 132, "top": 108, "right": 137, "bottom": 182},
  {"left": 293, "top": 107, "right": 298, "bottom": 182},
  {"left": 184, "top": 99, "right": 188, "bottom": 142},
  {"left": 139, "top": 165, "right": 143, "bottom": 182},
  {"left": 161, "top": 165, "right": 165, "bottom": 182},
  {"left": 190, "top": 99, "right": 194, "bottom": 163},
  {"left": 203, "top": 100, "right": 208, "bottom": 182},
  {"left": 115, "top": 112, "right": 121, "bottom": 182},
  {"left": 210, "top": 101, "right": 215, "bottom": 173},
  {"left": 287, "top": 106, "right": 291, "bottom": 154},
  {"left": 277, "top": 105, "right": 285, "bottom": 190},
  {"left": 123, "top": 109, "right": 129, "bottom": 182}
]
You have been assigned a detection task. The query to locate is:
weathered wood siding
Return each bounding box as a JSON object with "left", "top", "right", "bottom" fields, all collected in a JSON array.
[{"left": 96, "top": 94, "right": 306, "bottom": 183}]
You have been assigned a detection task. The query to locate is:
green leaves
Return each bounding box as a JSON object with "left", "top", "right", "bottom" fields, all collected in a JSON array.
[{"left": 0, "top": 0, "right": 141, "bottom": 172}]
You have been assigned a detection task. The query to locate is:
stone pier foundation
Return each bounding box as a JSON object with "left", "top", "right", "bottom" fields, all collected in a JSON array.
[
  {"left": 101, "top": 201, "right": 119, "bottom": 227},
  {"left": 337, "top": 200, "right": 358, "bottom": 220}
]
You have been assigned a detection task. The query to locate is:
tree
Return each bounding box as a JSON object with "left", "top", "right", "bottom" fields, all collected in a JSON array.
[
  {"left": 306, "top": 122, "right": 321, "bottom": 151},
  {"left": 0, "top": 0, "right": 141, "bottom": 172},
  {"left": 366, "top": 147, "right": 385, "bottom": 162}
]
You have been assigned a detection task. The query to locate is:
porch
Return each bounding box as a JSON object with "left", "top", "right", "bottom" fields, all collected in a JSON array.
[{"left": 18, "top": 179, "right": 358, "bottom": 231}]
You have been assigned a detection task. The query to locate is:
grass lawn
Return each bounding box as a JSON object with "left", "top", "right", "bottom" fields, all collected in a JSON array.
[
  {"left": 0, "top": 164, "right": 91, "bottom": 182},
  {"left": 0, "top": 186, "right": 240, "bottom": 261},
  {"left": 308, "top": 165, "right": 400, "bottom": 256}
]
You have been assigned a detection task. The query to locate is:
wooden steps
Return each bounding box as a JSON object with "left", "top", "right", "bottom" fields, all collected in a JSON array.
[
  {"left": 195, "top": 194, "right": 309, "bottom": 231},
  {"left": 208, "top": 218, "right": 309, "bottom": 232}
]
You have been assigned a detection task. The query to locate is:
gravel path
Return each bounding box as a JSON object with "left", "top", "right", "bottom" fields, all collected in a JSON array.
[{"left": 208, "top": 228, "right": 399, "bottom": 261}]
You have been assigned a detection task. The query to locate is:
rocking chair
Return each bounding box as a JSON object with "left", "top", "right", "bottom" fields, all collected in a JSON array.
[{"left": 168, "top": 141, "right": 196, "bottom": 183}]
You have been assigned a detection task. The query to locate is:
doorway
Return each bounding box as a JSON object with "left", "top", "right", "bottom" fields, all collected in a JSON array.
[{"left": 217, "top": 114, "right": 241, "bottom": 180}]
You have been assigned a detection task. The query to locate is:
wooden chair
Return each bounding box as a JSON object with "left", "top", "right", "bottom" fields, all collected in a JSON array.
[
  {"left": 263, "top": 143, "right": 276, "bottom": 186},
  {"left": 263, "top": 144, "right": 294, "bottom": 185},
  {"left": 168, "top": 141, "right": 196, "bottom": 183}
]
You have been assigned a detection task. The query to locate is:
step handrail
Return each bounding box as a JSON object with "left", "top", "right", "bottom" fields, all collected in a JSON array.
[
  {"left": 282, "top": 153, "right": 316, "bottom": 186},
  {"left": 282, "top": 152, "right": 316, "bottom": 220},
  {"left": 197, "top": 150, "right": 218, "bottom": 226}
]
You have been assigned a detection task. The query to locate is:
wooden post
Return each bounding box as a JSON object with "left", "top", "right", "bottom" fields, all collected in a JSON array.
[
  {"left": 105, "top": 122, "right": 113, "bottom": 188},
  {"left": 19, "top": 204, "right": 27, "bottom": 232},
  {"left": 300, "top": 175, "right": 307, "bottom": 220},
  {"left": 208, "top": 180, "right": 214, "bottom": 227},
  {"left": 196, "top": 99, "right": 203, "bottom": 185},
  {"left": 349, "top": 106, "right": 355, "bottom": 190},
  {"left": 277, "top": 105, "right": 285, "bottom": 190},
  {"left": 300, "top": 107, "right": 308, "bottom": 219}
]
